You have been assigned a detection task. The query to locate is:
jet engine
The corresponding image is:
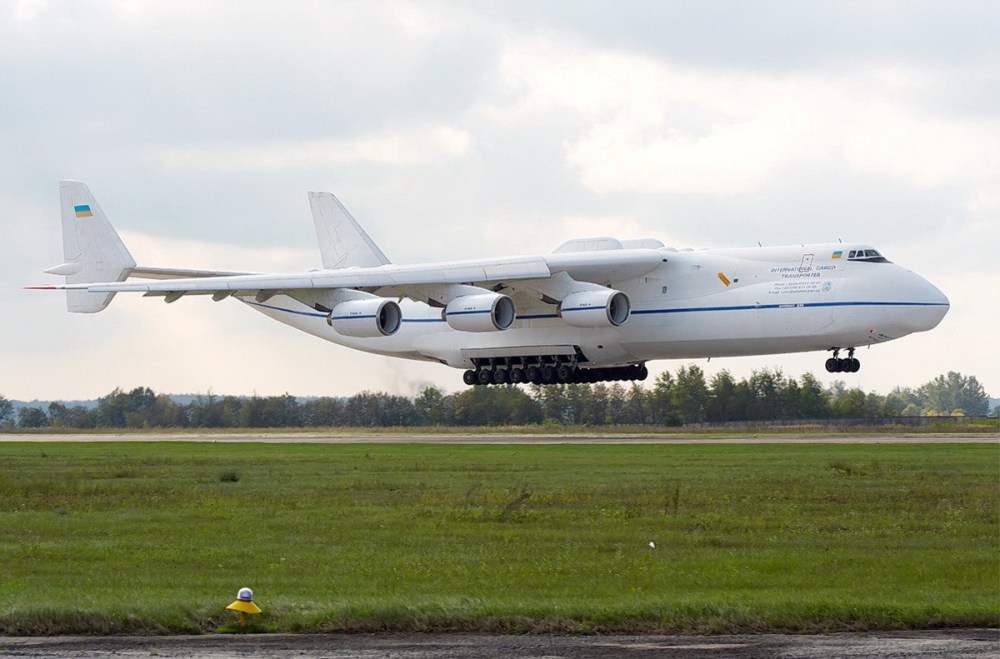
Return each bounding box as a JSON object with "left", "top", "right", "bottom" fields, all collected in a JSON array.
[
  {"left": 327, "top": 298, "right": 402, "bottom": 337},
  {"left": 445, "top": 293, "right": 516, "bottom": 332},
  {"left": 558, "top": 290, "right": 630, "bottom": 328}
]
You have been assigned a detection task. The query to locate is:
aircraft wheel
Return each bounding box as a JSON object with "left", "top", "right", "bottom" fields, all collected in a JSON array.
[
  {"left": 463, "top": 370, "right": 477, "bottom": 386},
  {"left": 525, "top": 365, "right": 540, "bottom": 382},
  {"left": 849, "top": 358, "right": 861, "bottom": 372},
  {"left": 477, "top": 369, "right": 492, "bottom": 385},
  {"left": 510, "top": 367, "right": 525, "bottom": 384},
  {"left": 637, "top": 365, "right": 649, "bottom": 381},
  {"left": 825, "top": 358, "right": 841, "bottom": 373},
  {"left": 556, "top": 365, "right": 572, "bottom": 383},
  {"left": 541, "top": 365, "right": 557, "bottom": 384},
  {"left": 493, "top": 368, "right": 509, "bottom": 385}
]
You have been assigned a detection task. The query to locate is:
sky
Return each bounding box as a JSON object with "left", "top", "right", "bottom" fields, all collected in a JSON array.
[{"left": 3, "top": 0, "right": 998, "bottom": 402}]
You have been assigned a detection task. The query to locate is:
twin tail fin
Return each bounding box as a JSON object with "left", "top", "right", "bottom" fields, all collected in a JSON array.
[{"left": 48, "top": 180, "right": 136, "bottom": 313}]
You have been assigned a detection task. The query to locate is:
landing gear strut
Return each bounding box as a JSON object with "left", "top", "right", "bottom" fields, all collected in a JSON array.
[{"left": 825, "top": 348, "right": 860, "bottom": 373}]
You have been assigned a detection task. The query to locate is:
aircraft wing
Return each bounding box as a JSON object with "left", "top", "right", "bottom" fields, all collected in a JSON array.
[
  {"left": 129, "top": 266, "right": 256, "bottom": 280},
  {"left": 39, "top": 250, "right": 663, "bottom": 304}
]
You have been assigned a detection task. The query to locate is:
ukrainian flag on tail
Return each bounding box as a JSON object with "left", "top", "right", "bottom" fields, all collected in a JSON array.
[
  {"left": 74, "top": 204, "right": 93, "bottom": 218},
  {"left": 831, "top": 250, "right": 843, "bottom": 259}
]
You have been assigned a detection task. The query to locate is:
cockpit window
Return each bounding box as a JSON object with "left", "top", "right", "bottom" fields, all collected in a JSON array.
[{"left": 848, "top": 248, "right": 889, "bottom": 263}]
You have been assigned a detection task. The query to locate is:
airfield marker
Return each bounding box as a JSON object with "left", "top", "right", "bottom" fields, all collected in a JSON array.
[{"left": 225, "top": 587, "right": 262, "bottom": 626}]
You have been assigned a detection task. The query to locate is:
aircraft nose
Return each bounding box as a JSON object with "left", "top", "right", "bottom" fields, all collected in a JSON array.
[{"left": 906, "top": 272, "right": 949, "bottom": 331}]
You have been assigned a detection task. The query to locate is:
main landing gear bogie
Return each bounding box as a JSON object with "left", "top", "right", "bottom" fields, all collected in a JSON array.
[
  {"left": 825, "top": 348, "right": 861, "bottom": 373},
  {"left": 463, "top": 358, "right": 649, "bottom": 387}
]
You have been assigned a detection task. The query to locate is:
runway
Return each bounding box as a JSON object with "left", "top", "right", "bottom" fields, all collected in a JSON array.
[
  {"left": 0, "top": 431, "right": 995, "bottom": 443},
  {"left": 1, "top": 630, "right": 996, "bottom": 658}
]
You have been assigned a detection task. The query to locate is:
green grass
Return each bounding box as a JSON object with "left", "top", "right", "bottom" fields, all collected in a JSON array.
[{"left": 0, "top": 442, "right": 996, "bottom": 634}]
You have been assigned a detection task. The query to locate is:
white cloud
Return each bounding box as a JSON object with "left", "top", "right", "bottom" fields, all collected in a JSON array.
[
  {"left": 160, "top": 125, "right": 471, "bottom": 172},
  {"left": 491, "top": 35, "right": 1000, "bottom": 199}
]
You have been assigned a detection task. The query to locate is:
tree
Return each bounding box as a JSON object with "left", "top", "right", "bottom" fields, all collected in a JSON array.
[
  {"left": 261, "top": 394, "right": 303, "bottom": 427},
  {"left": 18, "top": 407, "right": 48, "bottom": 428},
  {"left": 535, "top": 384, "right": 570, "bottom": 424},
  {"left": 561, "top": 384, "right": 589, "bottom": 425},
  {"left": 189, "top": 392, "right": 223, "bottom": 428},
  {"left": 671, "top": 365, "right": 708, "bottom": 424},
  {"left": 414, "top": 386, "right": 452, "bottom": 426},
  {"left": 582, "top": 383, "right": 609, "bottom": 425},
  {"left": 622, "top": 384, "right": 651, "bottom": 424},
  {"left": 0, "top": 395, "right": 13, "bottom": 423},
  {"left": 831, "top": 387, "right": 869, "bottom": 418},
  {"left": 453, "top": 386, "right": 541, "bottom": 425},
  {"left": 342, "top": 392, "right": 414, "bottom": 426},
  {"left": 706, "top": 370, "right": 738, "bottom": 422},
  {"left": 302, "top": 397, "right": 345, "bottom": 426},
  {"left": 48, "top": 402, "right": 97, "bottom": 428},
  {"left": 746, "top": 369, "right": 785, "bottom": 420},
  {"left": 97, "top": 387, "right": 156, "bottom": 427},
  {"left": 649, "top": 371, "right": 679, "bottom": 425},
  {"left": 919, "top": 372, "right": 989, "bottom": 416},
  {"left": 797, "top": 373, "right": 829, "bottom": 419},
  {"left": 131, "top": 395, "right": 188, "bottom": 428}
]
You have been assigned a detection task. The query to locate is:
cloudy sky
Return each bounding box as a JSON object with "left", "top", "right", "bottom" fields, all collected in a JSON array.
[{"left": 4, "top": 0, "right": 998, "bottom": 402}]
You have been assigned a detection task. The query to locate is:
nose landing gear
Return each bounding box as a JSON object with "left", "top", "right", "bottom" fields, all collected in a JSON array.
[{"left": 825, "top": 348, "right": 860, "bottom": 373}]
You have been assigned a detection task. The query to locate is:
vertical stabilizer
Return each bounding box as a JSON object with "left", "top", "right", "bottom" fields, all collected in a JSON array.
[
  {"left": 53, "top": 180, "right": 136, "bottom": 313},
  {"left": 308, "top": 191, "right": 391, "bottom": 269}
]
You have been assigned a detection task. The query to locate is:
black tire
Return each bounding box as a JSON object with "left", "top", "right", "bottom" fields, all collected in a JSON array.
[
  {"left": 849, "top": 358, "right": 861, "bottom": 372},
  {"left": 637, "top": 364, "right": 649, "bottom": 381},
  {"left": 463, "top": 370, "right": 476, "bottom": 386},
  {"left": 510, "top": 367, "right": 524, "bottom": 384},
  {"left": 541, "top": 365, "right": 556, "bottom": 384},
  {"left": 525, "top": 365, "right": 540, "bottom": 382},
  {"left": 556, "top": 365, "right": 572, "bottom": 383},
  {"left": 477, "top": 369, "right": 492, "bottom": 385},
  {"left": 825, "top": 358, "right": 840, "bottom": 373},
  {"left": 493, "top": 368, "right": 508, "bottom": 385}
]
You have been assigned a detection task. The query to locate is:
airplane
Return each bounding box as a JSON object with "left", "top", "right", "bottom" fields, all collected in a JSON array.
[{"left": 31, "top": 180, "right": 950, "bottom": 386}]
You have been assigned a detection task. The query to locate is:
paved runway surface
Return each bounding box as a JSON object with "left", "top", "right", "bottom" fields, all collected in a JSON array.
[
  {"left": 0, "top": 432, "right": 996, "bottom": 443},
  {"left": 1, "top": 630, "right": 997, "bottom": 658}
]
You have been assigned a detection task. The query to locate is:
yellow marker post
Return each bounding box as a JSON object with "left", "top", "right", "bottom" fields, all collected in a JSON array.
[
  {"left": 226, "top": 587, "right": 262, "bottom": 626},
  {"left": 717, "top": 272, "right": 732, "bottom": 287}
]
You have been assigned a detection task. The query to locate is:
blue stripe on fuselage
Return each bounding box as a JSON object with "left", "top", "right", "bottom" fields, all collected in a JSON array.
[{"left": 247, "top": 299, "right": 946, "bottom": 323}]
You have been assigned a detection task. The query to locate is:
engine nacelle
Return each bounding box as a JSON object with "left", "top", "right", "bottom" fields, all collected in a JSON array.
[
  {"left": 559, "top": 290, "right": 630, "bottom": 328},
  {"left": 327, "top": 298, "right": 402, "bottom": 337},
  {"left": 445, "top": 293, "right": 516, "bottom": 332}
]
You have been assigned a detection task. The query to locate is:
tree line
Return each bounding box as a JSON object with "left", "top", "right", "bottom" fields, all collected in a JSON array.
[{"left": 1, "top": 368, "right": 993, "bottom": 430}]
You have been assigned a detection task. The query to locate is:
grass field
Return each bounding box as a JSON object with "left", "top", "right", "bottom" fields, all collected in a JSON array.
[{"left": 0, "top": 441, "right": 996, "bottom": 634}]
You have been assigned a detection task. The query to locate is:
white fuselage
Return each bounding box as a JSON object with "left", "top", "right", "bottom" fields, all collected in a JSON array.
[{"left": 243, "top": 242, "right": 949, "bottom": 370}]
